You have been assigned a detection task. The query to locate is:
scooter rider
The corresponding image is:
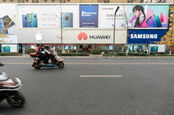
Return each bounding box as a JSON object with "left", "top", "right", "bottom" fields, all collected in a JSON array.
[
  {"left": 38, "top": 45, "right": 51, "bottom": 65},
  {"left": 35, "top": 44, "right": 40, "bottom": 57},
  {"left": 38, "top": 44, "right": 46, "bottom": 65}
]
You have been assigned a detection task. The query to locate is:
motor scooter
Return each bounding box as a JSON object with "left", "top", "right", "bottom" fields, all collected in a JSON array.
[
  {"left": 0, "top": 63, "right": 25, "bottom": 108},
  {"left": 30, "top": 48, "right": 64, "bottom": 70}
]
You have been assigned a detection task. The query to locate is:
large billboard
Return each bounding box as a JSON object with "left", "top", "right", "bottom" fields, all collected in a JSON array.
[
  {"left": 141, "top": 0, "right": 173, "bottom": 3},
  {"left": 128, "top": 29, "right": 168, "bottom": 44},
  {"left": 17, "top": 4, "right": 60, "bottom": 28},
  {"left": 126, "top": 5, "right": 169, "bottom": 28},
  {"left": 80, "top": 4, "right": 98, "bottom": 28},
  {"left": 0, "top": 4, "right": 17, "bottom": 43},
  {"left": 99, "top": 5, "right": 126, "bottom": 28},
  {"left": 0, "top": 4, "right": 17, "bottom": 35},
  {"left": 99, "top": 4, "right": 169, "bottom": 29},
  {"left": 61, "top": 4, "right": 79, "bottom": 28},
  {"left": 63, "top": 29, "right": 127, "bottom": 44}
]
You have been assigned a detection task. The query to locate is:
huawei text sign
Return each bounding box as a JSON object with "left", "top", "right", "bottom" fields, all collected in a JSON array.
[{"left": 78, "top": 32, "right": 111, "bottom": 41}]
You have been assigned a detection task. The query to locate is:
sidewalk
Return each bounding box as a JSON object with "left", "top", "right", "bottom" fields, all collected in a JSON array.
[{"left": 1, "top": 54, "right": 174, "bottom": 59}]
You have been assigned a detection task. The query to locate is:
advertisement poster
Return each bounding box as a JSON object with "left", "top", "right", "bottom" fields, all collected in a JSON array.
[
  {"left": 18, "top": 4, "right": 60, "bottom": 28},
  {"left": 149, "top": 44, "right": 166, "bottom": 53},
  {"left": 2, "top": 44, "right": 17, "bottom": 53},
  {"left": 126, "top": 5, "right": 169, "bottom": 28},
  {"left": 22, "top": 13, "right": 37, "bottom": 28},
  {"left": 40, "top": 14, "right": 58, "bottom": 27},
  {"left": 61, "top": 13, "right": 73, "bottom": 28},
  {"left": 141, "top": 0, "right": 173, "bottom": 3},
  {"left": 0, "top": 35, "right": 17, "bottom": 43},
  {"left": 61, "top": 4, "right": 78, "bottom": 28},
  {"left": 0, "top": 4, "right": 16, "bottom": 36},
  {"left": 99, "top": 5, "right": 127, "bottom": 28},
  {"left": 128, "top": 29, "right": 168, "bottom": 44},
  {"left": 80, "top": 4, "right": 98, "bottom": 28}
]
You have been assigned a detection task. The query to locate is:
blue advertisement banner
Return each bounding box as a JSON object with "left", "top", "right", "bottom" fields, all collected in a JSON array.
[
  {"left": 80, "top": 4, "right": 98, "bottom": 28},
  {"left": 128, "top": 29, "right": 168, "bottom": 44}
]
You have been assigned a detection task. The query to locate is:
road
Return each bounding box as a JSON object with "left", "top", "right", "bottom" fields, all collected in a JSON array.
[{"left": 0, "top": 58, "right": 174, "bottom": 115}]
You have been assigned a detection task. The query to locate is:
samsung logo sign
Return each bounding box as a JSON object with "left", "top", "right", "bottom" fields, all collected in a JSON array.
[
  {"left": 81, "top": 11, "right": 97, "bottom": 16},
  {"left": 130, "top": 34, "right": 158, "bottom": 39}
]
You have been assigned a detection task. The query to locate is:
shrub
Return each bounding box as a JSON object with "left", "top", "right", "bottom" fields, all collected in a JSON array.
[
  {"left": 128, "top": 52, "right": 148, "bottom": 56},
  {"left": 103, "top": 54, "right": 113, "bottom": 56},
  {"left": 90, "top": 49, "right": 101, "bottom": 54},
  {"left": 57, "top": 53, "right": 89, "bottom": 56},
  {"left": 0, "top": 53, "right": 20, "bottom": 56},
  {"left": 26, "top": 48, "right": 35, "bottom": 54},
  {"left": 115, "top": 52, "right": 126, "bottom": 56}
]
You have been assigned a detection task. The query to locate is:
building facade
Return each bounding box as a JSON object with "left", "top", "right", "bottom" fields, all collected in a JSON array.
[
  {"left": 0, "top": 3, "right": 172, "bottom": 53},
  {"left": 0, "top": 0, "right": 173, "bottom": 3}
]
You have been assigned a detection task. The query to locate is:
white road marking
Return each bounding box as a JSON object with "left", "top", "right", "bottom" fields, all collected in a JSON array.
[{"left": 80, "top": 75, "right": 122, "bottom": 78}]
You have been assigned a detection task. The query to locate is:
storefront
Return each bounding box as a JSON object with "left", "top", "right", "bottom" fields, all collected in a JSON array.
[
  {"left": 128, "top": 29, "right": 168, "bottom": 53},
  {"left": 0, "top": 35, "right": 18, "bottom": 53},
  {"left": 62, "top": 29, "right": 127, "bottom": 53}
]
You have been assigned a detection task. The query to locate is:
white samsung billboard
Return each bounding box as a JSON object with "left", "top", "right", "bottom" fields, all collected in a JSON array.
[{"left": 99, "top": 5, "right": 127, "bottom": 28}]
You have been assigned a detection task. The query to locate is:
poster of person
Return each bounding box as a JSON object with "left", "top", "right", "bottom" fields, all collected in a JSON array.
[
  {"left": 141, "top": 0, "right": 173, "bottom": 3},
  {"left": 126, "top": 5, "right": 169, "bottom": 28}
]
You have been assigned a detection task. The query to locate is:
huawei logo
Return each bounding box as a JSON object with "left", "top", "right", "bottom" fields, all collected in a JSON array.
[{"left": 78, "top": 32, "right": 88, "bottom": 40}]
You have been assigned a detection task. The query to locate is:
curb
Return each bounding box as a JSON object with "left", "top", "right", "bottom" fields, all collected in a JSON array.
[{"left": 1, "top": 56, "right": 174, "bottom": 59}]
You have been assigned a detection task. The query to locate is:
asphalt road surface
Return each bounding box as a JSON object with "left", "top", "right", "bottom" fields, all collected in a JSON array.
[{"left": 0, "top": 58, "right": 174, "bottom": 115}]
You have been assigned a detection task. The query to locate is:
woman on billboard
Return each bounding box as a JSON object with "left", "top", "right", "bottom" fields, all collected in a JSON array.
[{"left": 131, "top": 5, "right": 146, "bottom": 27}]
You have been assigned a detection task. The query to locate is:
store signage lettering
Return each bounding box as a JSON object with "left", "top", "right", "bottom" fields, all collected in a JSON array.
[
  {"left": 81, "top": 11, "right": 97, "bottom": 17},
  {"left": 128, "top": 29, "right": 168, "bottom": 44},
  {"left": 130, "top": 34, "right": 158, "bottom": 39},
  {"left": 78, "top": 32, "right": 111, "bottom": 40},
  {"left": 89, "top": 35, "right": 110, "bottom": 39}
]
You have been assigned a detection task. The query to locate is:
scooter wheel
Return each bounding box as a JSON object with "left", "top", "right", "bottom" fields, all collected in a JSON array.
[
  {"left": 6, "top": 91, "right": 25, "bottom": 108},
  {"left": 57, "top": 62, "right": 64, "bottom": 69},
  {"left": 34, "top": 65, "right": 41, "bottom": 70}
]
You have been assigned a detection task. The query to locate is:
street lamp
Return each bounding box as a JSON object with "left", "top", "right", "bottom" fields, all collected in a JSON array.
[
  {"left": 113, "top": 6, "right": 119, "bottom": 55},
  {"left": 59, "top": 0, "right": 64, "bottom": 53}
]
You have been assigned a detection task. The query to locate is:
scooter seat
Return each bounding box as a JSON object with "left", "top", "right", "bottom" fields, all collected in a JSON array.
[{"left": 0, "top": 72, "right": 8, "bottom": 81}]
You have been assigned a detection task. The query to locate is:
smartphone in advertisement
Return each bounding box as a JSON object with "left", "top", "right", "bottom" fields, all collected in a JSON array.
[
  {"left": 62, "top": 13, "right": 73, "bottom": 28},
  {"left": 31, "top": 13, "right": 37, "bottom": 27},
  {"left": 22, "top": 15, "right": 27, "bottom": 27},
  {"left": 154, "top": 15, "right": 162, "bottom": 27},
  {"left": 27, "top": 13, "right": 32, "bottom": 27},
  {"left": 146, "top": 16, "right": 156, "bottom": 27}
]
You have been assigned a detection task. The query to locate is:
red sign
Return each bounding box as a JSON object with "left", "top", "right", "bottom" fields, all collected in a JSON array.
[{"left": 78, "top": 32, "right": 88, "bottom": 40}]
